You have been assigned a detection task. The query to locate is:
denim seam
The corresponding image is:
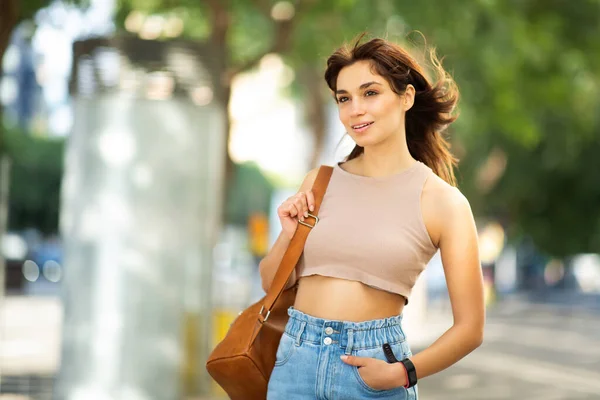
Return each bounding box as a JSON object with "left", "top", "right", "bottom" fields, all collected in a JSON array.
[
  {"left": 289, "top": 319, "right": 401, "bottom": 331},
  {"left": 351, "top": 363, "right": 405, "bottom": 395},
  {"left": 346, "top": 328, "right": 354, "bottom": 355},
  {"left": 295, "top": 321, "right": 306, "bottom": 346},
  {"left": 352, "top": 339, "right": 406, "bottom": 350},
  {"left": 274, "top": 335, "right": 296, "bottom": 367},
  {"left": 284, "top": 338, "right": 405, "bottom": 348}
]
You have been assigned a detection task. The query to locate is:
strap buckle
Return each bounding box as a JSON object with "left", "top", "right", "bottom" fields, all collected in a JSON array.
[
  {"left": 258, "top": 306, "right": 271, "bottom": 323},
  {"left": 298, "top": 213, "right": 319, "bottom": 228}
]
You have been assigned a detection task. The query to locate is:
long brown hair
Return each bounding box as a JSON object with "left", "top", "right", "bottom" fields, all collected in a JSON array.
[{"left": 324, "top": 33, "right": 460, "bottom": 185}]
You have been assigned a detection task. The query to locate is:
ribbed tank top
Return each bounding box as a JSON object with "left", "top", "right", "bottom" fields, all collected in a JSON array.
[{"left": 296, "top": 160, "right": 438, "bottom": 304}]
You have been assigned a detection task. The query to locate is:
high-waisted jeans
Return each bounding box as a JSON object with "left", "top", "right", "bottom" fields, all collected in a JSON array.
[{"left": 267, "top": 307, "right": 418, "bottom": 399}]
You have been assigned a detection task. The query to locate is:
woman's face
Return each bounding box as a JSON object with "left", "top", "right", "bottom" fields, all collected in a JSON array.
[{"left": 335, "top": 60, "right": 413, "bottom": 147}]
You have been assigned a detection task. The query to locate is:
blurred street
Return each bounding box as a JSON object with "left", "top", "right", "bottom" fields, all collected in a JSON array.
[
  {"left": 2, "top": 1, "right": 600, "bottom": 398},
  {"left": 2, "top": 292, "right": 600, "bottom": 399},
  {"left": 418, "top": 293, "right": 600, "bottom": 400}
]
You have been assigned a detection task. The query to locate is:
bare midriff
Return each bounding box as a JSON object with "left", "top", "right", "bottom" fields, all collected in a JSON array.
[{"left": 293, "top": 275, "right": 405, "bottom": 322}]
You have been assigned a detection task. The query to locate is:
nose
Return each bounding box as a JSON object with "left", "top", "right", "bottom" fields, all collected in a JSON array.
[{"left": 349, "top": 99, "right": 366, "bottom": 117}]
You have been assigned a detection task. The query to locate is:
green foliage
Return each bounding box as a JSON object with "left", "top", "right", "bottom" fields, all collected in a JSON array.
[
  {"left": 225, "top": 162, "right": 274, "bottom": 226},
  {"left": 19, "top": 0, "right": 51, "bottom": 22},
  {"left": 4, "top": 129, "right": 64, "bottom": 234},
  {"left": 111, "top": 0, "right": 600, "bottom": 256},
  {"left": 394, "top": 0, "right": 600, "bottom": 255},
  {"left": 0, "top": 0, "right": 88, "bottom": 235},
  {"left": 114, "top": 0, "right": 210, "bottom": 40}
]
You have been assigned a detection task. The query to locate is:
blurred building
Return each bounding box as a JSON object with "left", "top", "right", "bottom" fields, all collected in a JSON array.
[{"left": 55, "top": 36, "right": 224, "bottom": 399}]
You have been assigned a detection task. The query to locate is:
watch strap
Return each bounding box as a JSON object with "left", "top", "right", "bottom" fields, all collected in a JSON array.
[
  {"left": 400, "top": 357, "right": 418, "bottom": 388},
  {"left": 382, "top": 343, "right": 417, "bottom": 388}
]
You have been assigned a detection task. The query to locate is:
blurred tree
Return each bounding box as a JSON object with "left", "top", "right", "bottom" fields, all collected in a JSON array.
[
  {"left": 393, "top": 0, "right": 600, "bottom": 256},
  {"left": 111, "top": 0, "right": 600, "bottom": 256},
  {"left": 226, "top": 161, "right": 274, "bottom": 226},
  {"left": 0, "top": 0, "right": 61, "bottom": 295},
  {"left": 4, "top": 128, "right": 64, "bottom": 234},
  {"left": 0, "top": 0, "right": 54, "bottom": 149},
  {"left": 112, "top": 0, "right": 401, "bottom": 220},
  {"left": 114, "top": 0, "right": 319, "bottom": 225}
]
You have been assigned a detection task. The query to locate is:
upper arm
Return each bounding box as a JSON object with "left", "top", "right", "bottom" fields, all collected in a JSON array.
[{"left": 436, "top": 188, "right": 485, "bottom": 331}]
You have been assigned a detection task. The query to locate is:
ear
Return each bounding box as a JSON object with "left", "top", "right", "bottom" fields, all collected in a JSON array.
[{"left": 403, "top": 84, "right": 416, "bottom": 111}]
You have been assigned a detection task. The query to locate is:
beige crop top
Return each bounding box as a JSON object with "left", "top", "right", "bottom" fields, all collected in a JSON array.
[{"left": 296, "top": 160, "right": 438, "bottom": 303}]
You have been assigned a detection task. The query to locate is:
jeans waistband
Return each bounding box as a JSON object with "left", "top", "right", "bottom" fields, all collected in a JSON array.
[{"left": 284, "top": 307, "right": 407, "bottom": 354}]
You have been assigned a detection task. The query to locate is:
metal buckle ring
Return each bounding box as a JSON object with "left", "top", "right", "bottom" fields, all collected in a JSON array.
[
  {"left": 258, "top": 306, "right": 271, "bottom": 323},
  {"left": 298, "top": 213, "right": 319, "bottom": 228}
]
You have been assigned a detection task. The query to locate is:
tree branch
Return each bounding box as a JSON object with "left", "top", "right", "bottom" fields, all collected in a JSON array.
[
  {"left": 0, "top": 0, "right": 19, "bottom": 153},
  {"left": 247, "top": 0, "right": 272, "bottom": 17},
  {"left": 0, "top": 0, "right": 19, "bottom": 68},
  {"left": 206, "top": 0, "right": 230, "bottom": 48},
  {"left": 228, "top": 0, "right": 316, "bottom": 78}
]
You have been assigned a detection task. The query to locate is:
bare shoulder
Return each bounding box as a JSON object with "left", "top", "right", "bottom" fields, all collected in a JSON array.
[
  {"left": 421, "top": 172, "right": 474, "bottom": 247},
  {"left": 423, "top": 173, "right": 470, "bottom": 211}
]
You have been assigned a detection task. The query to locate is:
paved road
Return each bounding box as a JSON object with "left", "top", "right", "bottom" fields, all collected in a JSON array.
[{"left": 418, "top": 297, "right": 600, "bottom": 400}]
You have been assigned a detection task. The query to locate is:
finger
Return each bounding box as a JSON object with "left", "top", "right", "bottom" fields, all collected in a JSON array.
[
  {"left": 340, "top": 355, "right": 368, "bottom": 367},
  {"left": 278, "top": 201, "right": 294, "bottom": 216},
  {"left": 288, "top": 203, "right": 300, "bottom": 218},
  {"left": 294, "top": 196, "right": 308, "bottom": 217},
  {"left": 277, "top": 205, "right": 289, "bottom": 218},
  {"left": 305, "top": 190, "right": 315, "bottom": 212}
]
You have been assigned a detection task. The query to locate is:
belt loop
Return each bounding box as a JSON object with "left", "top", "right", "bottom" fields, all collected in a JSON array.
[
  {"left": 345, "top": 328, "right": 354, "bottom": 355},
  {"left": 295, "top": 321, "right": 306, "bottom": 346}
]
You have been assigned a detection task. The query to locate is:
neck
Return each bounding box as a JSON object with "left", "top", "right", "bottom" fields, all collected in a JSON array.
[{"left": 358, "top": 132, "right": 415, "bottom": 177}]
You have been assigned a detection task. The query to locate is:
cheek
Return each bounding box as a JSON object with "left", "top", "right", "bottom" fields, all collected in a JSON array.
[
  {"left": 338, "top": 107, "right": 351, "bottom": 125},
  {"left": 380, "top": 103, "right": 404, "bottom": 126}
]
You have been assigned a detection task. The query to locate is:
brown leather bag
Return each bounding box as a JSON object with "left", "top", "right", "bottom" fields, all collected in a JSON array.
[{"left": 206, "top": 166, "right": 333, "bottom": 400}]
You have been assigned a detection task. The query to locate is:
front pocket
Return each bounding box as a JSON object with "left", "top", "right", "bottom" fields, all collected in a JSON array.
[
  {"left": 274, "top": 333, "right": 296, "bottom": 367},
  {"left": 352, "top": 342, "right": 410, "bottom": 395}
]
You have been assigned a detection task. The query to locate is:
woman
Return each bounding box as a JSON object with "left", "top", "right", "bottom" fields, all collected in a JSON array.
[{"left": 260, "top": 34, "right": 485, "bottom": 399}]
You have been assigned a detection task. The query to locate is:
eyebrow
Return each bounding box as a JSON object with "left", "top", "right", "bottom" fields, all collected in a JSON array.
[{"left": 335, "top": 81, "right": 382, "bottom": 95}]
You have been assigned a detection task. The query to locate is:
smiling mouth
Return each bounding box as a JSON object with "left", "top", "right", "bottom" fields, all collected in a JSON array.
[{"left": 352, "top": 122, "right": 374, "bottom": 130}]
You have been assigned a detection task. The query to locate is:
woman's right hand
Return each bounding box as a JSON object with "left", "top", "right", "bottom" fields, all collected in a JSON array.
[{"left": 277, "top": 190, "right": 316, "bottom": 240}]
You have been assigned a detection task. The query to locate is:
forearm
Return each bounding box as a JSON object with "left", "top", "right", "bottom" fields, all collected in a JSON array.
[
  {"left": 408, "top": 322, "right": 483, "bottom": 380},
  {"left": 258, "top": 231, "right": 295, "bottom": 292}
]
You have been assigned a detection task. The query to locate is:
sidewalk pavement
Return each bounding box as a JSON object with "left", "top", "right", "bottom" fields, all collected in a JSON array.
[{"left": 0, "top": 296, "right": 62, "bottom": 376}]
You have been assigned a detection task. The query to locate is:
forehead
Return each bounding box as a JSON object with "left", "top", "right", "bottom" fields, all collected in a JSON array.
[{"left": 336, "top": 60, "right": 388, "bottom": 91}]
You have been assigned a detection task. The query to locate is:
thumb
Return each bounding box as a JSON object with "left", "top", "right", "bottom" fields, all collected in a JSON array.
[{"left": 340, "top": 355, "right": 367, "bottom": 367}]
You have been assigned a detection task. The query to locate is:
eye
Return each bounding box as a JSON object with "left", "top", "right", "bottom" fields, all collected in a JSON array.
[
  {"left": 365, "top": 90, "right": 378, "bottom": 97},
  {"left": 337, "top": 96, "right": 349, "bottom": 103}
]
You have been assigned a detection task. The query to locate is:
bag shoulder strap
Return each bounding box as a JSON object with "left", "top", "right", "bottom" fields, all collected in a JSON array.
[{"left": 259, "top": 165, "right": 334, "bottom": 321}]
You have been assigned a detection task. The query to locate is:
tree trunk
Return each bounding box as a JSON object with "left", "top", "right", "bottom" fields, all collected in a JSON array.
[
  {"left": 0, "top": 154, "right": 11, "bottom": 298},
  {"left": 0, "top": 0, "right": 18, "bottom": 299},
  {"left": 205, "top": 0, "right": 311, "bottom": 224},
  {"left": 206, "top": 0, "right": 236, "bottom": 225},
  {"left": 300, "top": 67, "right": 328, "bottom": 169},
  {"left": 217, "top": 84, "right": 234, "bottom": 224}
]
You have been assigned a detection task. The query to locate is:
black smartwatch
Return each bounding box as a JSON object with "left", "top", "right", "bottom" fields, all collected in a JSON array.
[
  {"left": 382, "top": 344, "right": 418, "bottom": 388},
  {"left": 400, "top": 358, "right": 418, "bottom": 388}
]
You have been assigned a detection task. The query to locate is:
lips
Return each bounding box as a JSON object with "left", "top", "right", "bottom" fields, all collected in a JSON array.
[{"left": 351, "top": 122, "right": 374, "bottom": 129}]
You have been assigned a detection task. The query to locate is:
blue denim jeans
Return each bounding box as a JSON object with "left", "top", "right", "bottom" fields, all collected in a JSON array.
[{"left": 267, "top": 307, "right": 418, "bottom": 399}]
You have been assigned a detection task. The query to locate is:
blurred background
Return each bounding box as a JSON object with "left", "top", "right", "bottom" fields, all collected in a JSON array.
[{"left": 0, "top": 0, "right": 599, "bottom": 399}]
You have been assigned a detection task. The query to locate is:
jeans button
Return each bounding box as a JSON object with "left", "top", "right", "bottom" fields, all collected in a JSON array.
[
  {"left": 325, "top": 327, "right": 334, "bottom": 335},
  {"left": 324, "top": 337, "right": 332, "bottom": 345}
]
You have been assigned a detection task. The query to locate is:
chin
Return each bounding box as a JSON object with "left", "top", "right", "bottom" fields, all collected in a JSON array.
[{"left": 352, "top": 136, "right": 380, "bottom": 148}]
